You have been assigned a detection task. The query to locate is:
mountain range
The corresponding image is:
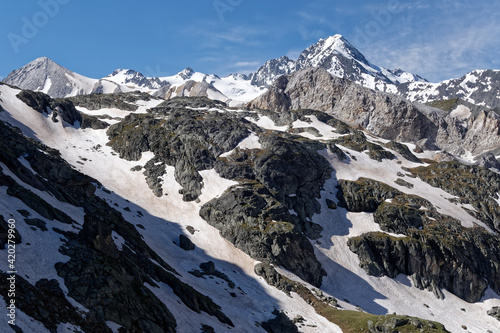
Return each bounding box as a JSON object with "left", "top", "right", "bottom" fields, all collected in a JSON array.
[
  {"left": 1, "top": 34, "right": 500, "bottom": 333},
  {"left": 5, "top": 34, "right": 500, "bottom": 110}
]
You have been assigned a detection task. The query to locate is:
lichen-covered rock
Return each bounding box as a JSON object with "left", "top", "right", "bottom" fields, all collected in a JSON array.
[
  {"left": 66, "top": 91, "right": 153, "bottom": 111},
  {"left": 17, "top": 90, "right": 82, "bottom": 125},
  {"left": 384, "top": 141, "right": 422, "bottom": 163},
  {"left": 337, "top": 178, "right": 402, "bottom": 212},
  {"left": 249, "top": 67, "right": 442, "bottom": 144},
  {"left": 254, "top": 263, "right": 295, "bottom": 294},
  {"left": 200, "top": 183, "right": 325, "bottom": 287},
  {"left": 107, "top": 102, "right": 253, "bottom": 201},
  {"left": 348, "top": 218, "right": 500, "bottom": 303},
  {"left": 339, "top": 177, "right": 500, "bottom": 303},
  {"left": 0, "top": 117, "right": 234, "bottom": 332},
  {"left": 332, "top": 131, "right": 396, "bottom": 162},
  {"left": 410, "top": 161, "right": 500, "bottom": 233}
]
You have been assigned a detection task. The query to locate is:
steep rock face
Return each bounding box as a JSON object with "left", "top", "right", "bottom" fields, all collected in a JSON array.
[
  {"left": 250, "top": 68, "right": 442, "bottom": 144},
  {"left": 16, "top": 90, "right": 107, "bottom": 130},
  {"left": 339, "top": 178, "right": 500, "bottom": 303},
  {"left": 200, "top": 184, "right": 325, "bottom": 287},
  {"left": 295, "top": 35, "right": 425, "bottom": 90},
  {"left": 336, "top": 178, "right": 402, "bottom": 212},
  {"left": 108, "top": 98, "right": 331, "bottom": 287},
  {"left": 251, "top": 56, "right": 297, "bottom": 87},
  {"left": 206, "top": 108, "right": 340, "bottom": 285},
  {"left": 348, "top": 224, "right": 499, "bottom": 303},
  {"left": 17, "top": 90, "right": 82, "bottom": 126},
  {"left": 250, "top": 67, "right": 500, "bottom": 157},
  {"left": 107, "top": 97, "right": 252, "bottom": 201},
  {"left": 203, "top": 132, "right": 333, "bottom": 287}
]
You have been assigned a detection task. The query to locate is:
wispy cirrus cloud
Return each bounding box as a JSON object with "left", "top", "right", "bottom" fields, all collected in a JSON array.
[
  {"left": 286, "top": 49, "right": 302, "bottom": 60},
  {"left": 359, "top": 0, "right": 500, "bottom": 81},
  {"left": 232, "top": 61, "right": 261, "bottom": 68},
  {"left": 182, "top": 22, "right": 268, "bottom": 49}
]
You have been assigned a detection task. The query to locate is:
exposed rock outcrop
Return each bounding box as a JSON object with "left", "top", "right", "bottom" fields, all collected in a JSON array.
[
  {"left": 261, "top": 309, "right": 299, "bottom": 333},
  {"left": 410, "top": 161, "right": 500, "bottom": 233},
  {"left": 340, "top": 178, "right": 500, "bottom": 302},
  {"left": 17, "top": 90, "right": 82, "bottom": 126},
  {"left": 66, "top": 91, "right": 153, "bottom": 111},
  {"left": 107, "top": 97, "right": 253, "bottom": 201},
  {"left": 488, "top": 307, "right": 500, "bottom": 322},
  {"left": 249, "top": 68, "right": 442, "bottom": 145}
]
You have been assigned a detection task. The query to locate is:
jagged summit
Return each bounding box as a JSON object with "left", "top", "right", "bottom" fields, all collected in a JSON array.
[
  {"left": 298, "top": 34, "right": 370, "bottom": 68},
  {"left": 251, "top": 55, "right": 297, "bottom": 87},
  {"left": 104, "top": 69, "right": 169, "bottom": 90},
  {"left": 178, "top": 67, "right": 195, "bottom": 80}
]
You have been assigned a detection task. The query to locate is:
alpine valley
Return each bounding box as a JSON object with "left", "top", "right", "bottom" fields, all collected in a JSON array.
[{"left": 1, "top": 34, "right": 500, "bottom": 333}]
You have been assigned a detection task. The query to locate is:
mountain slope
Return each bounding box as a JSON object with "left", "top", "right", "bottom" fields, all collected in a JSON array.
[{"left": 1, "top": 82, "right": 499, "bottom": 332}]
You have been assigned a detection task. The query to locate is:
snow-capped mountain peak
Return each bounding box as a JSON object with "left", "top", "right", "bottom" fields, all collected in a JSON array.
[
  {"left": 298, "top": 34, "right": 370, "bottom": 68},
  {"left": 178, "top": 67, "right": 195, "bottom": 80},
  {"left": 294, "top": 35, "right": 426, "bottom": 91}
]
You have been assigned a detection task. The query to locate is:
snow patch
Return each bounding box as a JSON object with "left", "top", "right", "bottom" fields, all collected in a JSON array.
[{"left": 112, "top": 231, "right": 126, "bottom": 251}]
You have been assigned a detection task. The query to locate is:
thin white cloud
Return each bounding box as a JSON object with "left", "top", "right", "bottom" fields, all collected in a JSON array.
[
  {"left": 232, "top": 61, "right": 261, "bottom": 68},
  {"left": 359, "top": 0, "right": 500, "bottom": 81},
  {"left": 286, "top": 49, "right": 301, "bottom": 60},
  {"left": 183, "top": 23, "right": 267, "bottom": 49},
  {"left": 298, "top": 25, "right": 326, "bottom": 41}
]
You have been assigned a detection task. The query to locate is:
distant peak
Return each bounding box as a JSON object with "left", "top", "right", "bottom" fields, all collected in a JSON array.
[
  {"left": 178, "top": 67, "right": 195, "bottom": 80},
  {"left": 34, "top": 56, "right": 51, "bottom": 62},
  {"left": 326, "top": 34, "right": 344, "bottom": 40},
  {"left": 30, "top": 57, "right": 57, "bottom": 66},
  {"left": 109, "top": 69, "right": 143, "bottom": 77}
]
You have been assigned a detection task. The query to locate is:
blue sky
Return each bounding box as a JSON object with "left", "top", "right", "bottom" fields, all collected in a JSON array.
[{"left": 1, "top": 0, "right": 499, "bottom": 82}]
